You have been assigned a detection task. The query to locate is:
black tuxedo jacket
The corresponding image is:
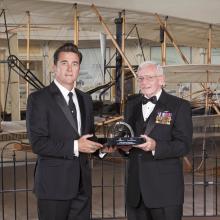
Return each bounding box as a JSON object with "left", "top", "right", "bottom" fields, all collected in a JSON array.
[
  {"left": 26, "top": 82, "right": 94, "bottom": 200},
  {"left": 124, "top": 90, "right": 192, "bottom": 208}
]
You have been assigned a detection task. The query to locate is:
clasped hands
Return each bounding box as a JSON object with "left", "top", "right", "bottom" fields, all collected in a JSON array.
[
  {"left": 78, "top": 134, "right": 116, "bottom": 154},
  {"left": 78, "top": 134, "right": 156, "bottom": 154}
]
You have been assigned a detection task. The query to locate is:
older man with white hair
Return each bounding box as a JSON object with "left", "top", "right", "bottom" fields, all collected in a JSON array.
[{"left": 122, "top": 61, "right": 193, "bottom": 220}]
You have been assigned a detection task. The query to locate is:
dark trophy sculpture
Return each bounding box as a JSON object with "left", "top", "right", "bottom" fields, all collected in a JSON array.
[{"left": 100, "top": 122, "right": 145, "bottom": 146}]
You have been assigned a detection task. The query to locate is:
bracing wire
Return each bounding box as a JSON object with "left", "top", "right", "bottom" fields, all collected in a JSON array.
[{"left": 3, "top": 65, "right": 12, "bottom": 120}]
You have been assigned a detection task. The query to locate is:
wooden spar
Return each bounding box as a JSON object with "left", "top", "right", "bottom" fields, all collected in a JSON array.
[
  {"left": 204, "top": 25, "right": 212, "bottom": 113},
  {"left": 76, "top": 16, "right": 79, "bottom": 45},
  {"left": 73, "top": 3, "right": 79, "bottom": 46},
  {"left": 26, "top": 11, "right": 30, "bottom": 97},
  {"left": 95, "top": 115, "right": 123, "bottom": 126},
  {"left": 73, "top": 4, "right": 78, "bottom": 88},
  {"left": 213, "top": 104, "right": 220, "bottom": 115},
  {"left": 91, "top": 4, "right": 136, "bottom": 78},
  {"left": 120, "top": 10, "right": 125, "bottom": 114},
  {"left": 207, "top": 24, "right": 212, "bottom": 64},
  {"left": 162, "top": 16, "right": 168, "bottom": 66},
  {"left": 155, "top": 13, "right": 189, "bottom": 64}
]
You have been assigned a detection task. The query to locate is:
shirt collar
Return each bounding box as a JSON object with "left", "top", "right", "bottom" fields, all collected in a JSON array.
[
  {"left": 144, "top": 89, "right": 162, "bottom": 101},
  {"left": 54, "top": 79, "right": 76, "bottom": 98}
]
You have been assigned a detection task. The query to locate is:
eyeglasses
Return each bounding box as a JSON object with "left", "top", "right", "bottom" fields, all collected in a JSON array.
[{"left": 137, "top": 75, "right": 160, "bottom": 82}]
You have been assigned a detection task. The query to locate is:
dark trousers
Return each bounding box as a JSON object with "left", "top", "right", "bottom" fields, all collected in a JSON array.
[
  {"left": 127, "top": 199, "right": 183, "bottom": 220},
  {"left": 37, "top": 192, "right": 90, "bottom": 220}
]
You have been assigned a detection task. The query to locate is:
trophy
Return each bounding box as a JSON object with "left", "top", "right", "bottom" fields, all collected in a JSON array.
[{"left": 98, "top": 122, "right": 145, "bottom": 146}]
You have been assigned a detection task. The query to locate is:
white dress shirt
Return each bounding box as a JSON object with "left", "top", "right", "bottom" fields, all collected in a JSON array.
[
  {"left": 142, "top": 89, "right": 162, "bottom": 155},
  {"left": 142, "top": 89, "right": 162, "bottom": 121},
  {"left": 54, "top": 79, "right": 81, "bottom": 157}
]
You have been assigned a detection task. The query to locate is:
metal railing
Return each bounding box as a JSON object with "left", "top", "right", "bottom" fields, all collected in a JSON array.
[{"left": 0, "top": 131, "right": 220, "bottom": 219}]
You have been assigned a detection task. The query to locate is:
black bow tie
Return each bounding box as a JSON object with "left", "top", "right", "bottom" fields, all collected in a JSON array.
[{"left": 142, "top": 96, "right": 157, "bottom": 105}]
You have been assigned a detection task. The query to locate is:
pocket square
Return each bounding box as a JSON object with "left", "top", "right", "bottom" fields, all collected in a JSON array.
[{"left": 156, "top": 111, "right": 172, "bottom": 125}]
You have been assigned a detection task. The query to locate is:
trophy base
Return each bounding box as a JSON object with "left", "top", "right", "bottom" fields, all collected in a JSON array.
[{"left": 98, "top": 137, "right": 145, "bottom": 146}]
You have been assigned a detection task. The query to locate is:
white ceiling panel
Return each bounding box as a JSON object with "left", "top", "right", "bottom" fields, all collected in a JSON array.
[{"left": 0, "top": 0, "right": 220, "bottom": 48}]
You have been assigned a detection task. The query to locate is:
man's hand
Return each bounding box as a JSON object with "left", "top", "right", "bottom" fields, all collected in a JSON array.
[
  {"left": 134, "top": 134, "right": 156, "bottom": 152},
  {"left": 78, "top": 134, "right": 102, "bottom": 153}
]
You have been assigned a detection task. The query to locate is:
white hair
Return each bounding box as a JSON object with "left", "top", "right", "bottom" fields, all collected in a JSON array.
[{"left": 137, "top": 61, "right": 163, "bottom": 75}]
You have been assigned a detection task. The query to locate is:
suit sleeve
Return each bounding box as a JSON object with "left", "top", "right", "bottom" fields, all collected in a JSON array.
[
  {"left": 26, "top": 93, "right": 74, "bottom": 159},
  {"left": 154, "top": 100, "right": 192, "bottom": 159}
]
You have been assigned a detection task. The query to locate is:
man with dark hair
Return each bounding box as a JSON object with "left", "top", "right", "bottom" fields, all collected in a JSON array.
[
  {"left": 53, "top": 43, "right": 83, "bottom": 65},
  {"left": 121, "top": 61, "right": 192, "bottom": 220},
  {"left": 26, "top": 42, "right": 102, "bottom": 220}
]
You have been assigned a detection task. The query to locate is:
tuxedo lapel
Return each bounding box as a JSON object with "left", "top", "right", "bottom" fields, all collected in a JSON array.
[
  {"left": 135, "top": 100, "right": 146, "bottom": 135},
  {"left": 75, "top": 89, "right": 86, "bottom": 134},
  {"left": 49, "top": 82, "right": 79, "bottom": 135}
]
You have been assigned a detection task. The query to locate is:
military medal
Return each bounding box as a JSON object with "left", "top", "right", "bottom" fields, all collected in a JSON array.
[{"left": 156, "top": 111, "right": 172, "bottom": 125}]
